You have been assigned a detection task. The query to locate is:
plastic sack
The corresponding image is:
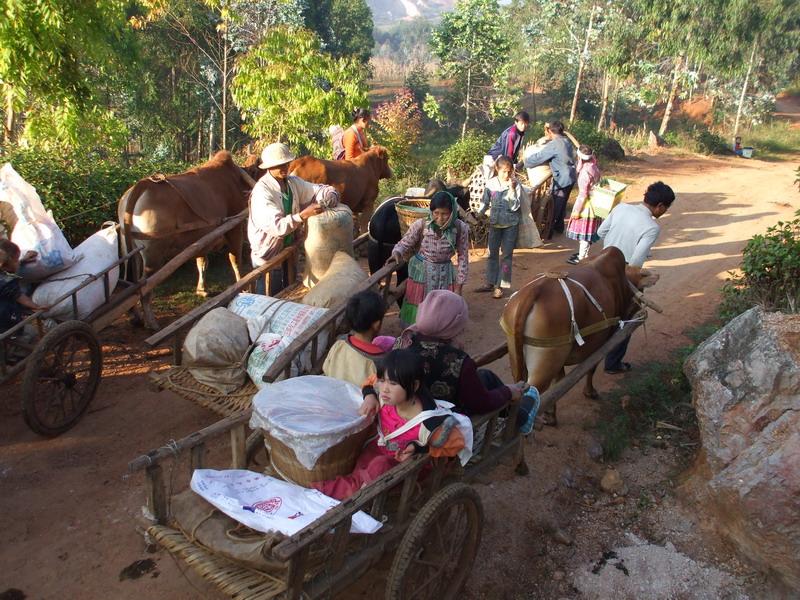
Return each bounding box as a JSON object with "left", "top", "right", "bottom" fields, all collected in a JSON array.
[
  {"left": 191, "top": 469, "right": 382, "bottom": 536},
  {"left": 0, "top": 163, "right": 79, "bottom": 280},
  {"left": 523, "top": 143, "right": 553, "bottom": 189},
  {"left": 304, "top": 205, "right": 354, "bottom": 287},
  {"left": 246, "top": 333, "right": 291, "bottom": 389},
  {"left": 32, "top": 224, "right": 119, "bottom": 320},
  {"left": 229, "top": 293, "right": 330, "bottom": 387},
  {"left": 516, "top": 186, "right": 544, "bottom": 249},
  {"left": 302, "top": 251, "right": 367, "bottom": 309},
  {"left": 183, "top": 308, "right": 250, "bottom": 393},
  {"left": 250, "top": 375, "right": 370, "bottom": 470}
]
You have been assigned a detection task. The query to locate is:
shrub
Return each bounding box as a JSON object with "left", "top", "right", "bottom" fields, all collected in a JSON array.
[
  {"left": 1, "top": 148, "right": 188, "bottom": 244},
  {"left": 720, "top": 210, "right": 800, "bottom": 319},
  {"left": 663, "top": 126, "right": 729, "bottom": 155},
  {"left": 373, "top": 88, "right": 423, "bottom": 177},
  {"left": 564, "top": 121, "right": 625, "bottom": 161},
  {"left": 436, "top": 131, "right": 493, "bottom": 180}
]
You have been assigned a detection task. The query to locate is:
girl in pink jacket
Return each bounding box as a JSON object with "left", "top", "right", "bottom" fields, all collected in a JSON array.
[{"left": 566, "top": 145, "right": 602, "bottom": 264}]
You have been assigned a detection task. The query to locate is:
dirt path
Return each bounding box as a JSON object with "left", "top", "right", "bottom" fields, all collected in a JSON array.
[{"left": 0, "top": 151, "right": 798, "bottom": 600}]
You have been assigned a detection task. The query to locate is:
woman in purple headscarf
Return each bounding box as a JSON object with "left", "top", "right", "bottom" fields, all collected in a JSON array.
[{"left": 395, "top": 289, "right": 524, "bottom": 415}]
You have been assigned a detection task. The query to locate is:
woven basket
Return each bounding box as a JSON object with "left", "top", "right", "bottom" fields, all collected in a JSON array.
[
  {"left": 264, "top": 425, "right": 374, "bottom": 487},
  {"left": 396, "top": 198, "right": 430, "bottom": 236}
]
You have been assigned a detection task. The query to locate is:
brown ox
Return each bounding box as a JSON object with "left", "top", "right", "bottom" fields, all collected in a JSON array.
[
  {"left": 118, "top": 151, "right": 256, "bottom": 329},
  {"left": 500, "top": 247, "right": 657, "bottom": 423},
  {"left": 289, "top": 146, "right": 392, "bottom": 230}
]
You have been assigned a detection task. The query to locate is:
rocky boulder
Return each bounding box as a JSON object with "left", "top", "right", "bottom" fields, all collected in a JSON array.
[{"left": 683, "top": 307, "right": 800, "bottom": 591}]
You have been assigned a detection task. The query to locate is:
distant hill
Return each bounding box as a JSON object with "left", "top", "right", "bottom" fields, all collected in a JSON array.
[{"left": 368, "top": 0, "right": 455, "bottom": 25}]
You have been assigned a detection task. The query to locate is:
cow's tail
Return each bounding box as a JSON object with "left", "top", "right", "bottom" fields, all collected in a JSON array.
[
  {"left": 118, "top": 181, "right": 149, "bottom": 282},
  {"left": 500, "top": 280, "right": 545, "bottom": 383}
]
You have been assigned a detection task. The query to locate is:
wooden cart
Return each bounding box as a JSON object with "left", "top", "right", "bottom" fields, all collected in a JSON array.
[
  {"left": 129, "top": 319, "right": 646, "bottom": 600},
  {"left": 143, "top": 234, "right": 406, "bottom": 418},
  {"left": 0, "top": 211, "right": 249, "bottom": 436}
]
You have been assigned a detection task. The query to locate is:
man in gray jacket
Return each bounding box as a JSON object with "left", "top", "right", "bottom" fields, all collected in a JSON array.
[{"left": 523, "top": 120, "right": 576, "bottom": 238}]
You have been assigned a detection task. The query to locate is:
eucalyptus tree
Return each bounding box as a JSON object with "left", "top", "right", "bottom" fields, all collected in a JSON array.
[{"left": 431, "top": 0, "right": 513, "bottom": 137}]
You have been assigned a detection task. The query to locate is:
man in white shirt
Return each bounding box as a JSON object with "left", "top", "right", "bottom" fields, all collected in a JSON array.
[
  {"left": 596, "top": 181, "right": 675, "bottom": 373},
  {"left": 248, "top": 143, "right": 339, "bottom": 295}
]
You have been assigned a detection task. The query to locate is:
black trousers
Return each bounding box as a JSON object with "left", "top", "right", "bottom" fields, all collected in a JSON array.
[
  {"left": 604, "top": 335, "right": 631, "bottom": 371},
  {"left": 550, "top": 183, "right": 574, "bottom": 235}
]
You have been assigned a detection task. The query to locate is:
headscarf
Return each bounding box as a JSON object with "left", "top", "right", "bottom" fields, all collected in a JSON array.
[
  {"left": 577, "top": 154, "right": 601, "bottom": 187},
  {"left": 396, "top": 289, "right": 469, "bottom": 349},
  {"left": 427, "top": 191, "right": 458, "bottom": 249}
]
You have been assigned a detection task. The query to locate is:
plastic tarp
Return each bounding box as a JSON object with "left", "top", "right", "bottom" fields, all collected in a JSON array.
[
  {"left": 191, "top": 469, "right": 382, "bottom": 536},
  {"left": 250, "top": 375, "right": 370, "bottom": 470}
]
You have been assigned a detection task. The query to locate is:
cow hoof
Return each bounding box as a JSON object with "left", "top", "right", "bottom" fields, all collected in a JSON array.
[
  {"left": 195, "top": 289, "right": 208, "bottom": 298},
  {"left": 535, "top": 413, "right": 558, "bottom": 428},
  {"left": 584, "top": 390, "right": 600, "bottom": 400}
]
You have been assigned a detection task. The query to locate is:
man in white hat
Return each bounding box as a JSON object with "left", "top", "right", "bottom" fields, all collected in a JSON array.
[{"left": 248, "top": 142, "right": 340, "bottom": 295}]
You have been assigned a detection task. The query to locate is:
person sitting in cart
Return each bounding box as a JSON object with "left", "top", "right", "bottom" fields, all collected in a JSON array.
[
  {"left": 0, "top": 240, "right": 46, "bottom": 333},
  {"left": 322, "top": 290, "right": 396, "bottom": 388},
  {"left": 248, "top": 142, "right": 340, "bottom": 296},
  {"left": 482, "top": 110, "right": 530, "bottom": 178},
  {"left": 313, "top": 349, "right": 466, "bottom": 500},
  {"left": 395, "top": 289, "right": 526, "bottom": 415}
]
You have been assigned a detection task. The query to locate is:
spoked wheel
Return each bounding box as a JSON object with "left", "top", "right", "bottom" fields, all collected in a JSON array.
[
  {"left": 386, "top": 483, "right": 484, "bottom": 600},
  {"left": 22, "top": 321, "right": 102, "bottom": 436},
  {"left": 469, "top": 212, "right": 490, "bottom": 248},
  {"left": 532, "top": 189, "right": 554, "bottom": 241}
]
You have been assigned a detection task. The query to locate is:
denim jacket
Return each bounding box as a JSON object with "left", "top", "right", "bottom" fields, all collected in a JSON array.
[{"left": 479, "top": 177, "right": 521, "bottom": 227}]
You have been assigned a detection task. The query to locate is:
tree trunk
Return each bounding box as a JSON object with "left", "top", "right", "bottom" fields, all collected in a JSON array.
[
  {"left": 609, "top": 78, "right": 619, "bottom": 127},
  {"left": 569, "top": 6, "right": 595, "bottom": 124},
  {"left": 197, "top": 111, "right": 204, "bottom": 162},
  {"left": 462, "top": 64, "right": 472, "bottom": 139},
  {"left": 733, "top": 36, "right": 758, "bottom": 137},
  {"left": 597, "top": 71, "right": 610, "bottom": 131},
  {"left": 3, "top": 85, "right": 14, "bottom": 144},
  {"left": 208, "top": 110, "right": 215, "bottom": 159},
  {"left": 658, "top": 54, "right": 683, "bottom": 137},
  {"left": 221, "top": 34, "right": 229, "bottom": 150},
  {"left": 530, "top": 63, "right": 538, "bottom": 123}
]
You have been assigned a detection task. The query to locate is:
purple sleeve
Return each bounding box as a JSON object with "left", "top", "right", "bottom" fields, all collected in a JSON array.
[{"left": 457, "top": 357, "right": 511, "bottom": 415}]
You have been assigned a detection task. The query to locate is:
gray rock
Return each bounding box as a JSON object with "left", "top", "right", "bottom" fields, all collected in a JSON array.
[{"left": 683, "top": 307, "right": 800, "bottom": 591}]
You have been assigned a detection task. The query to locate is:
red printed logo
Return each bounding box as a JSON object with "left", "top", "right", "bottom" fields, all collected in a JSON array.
[{"left": 252, "top": 497, "right": 282, "bottom": 514}]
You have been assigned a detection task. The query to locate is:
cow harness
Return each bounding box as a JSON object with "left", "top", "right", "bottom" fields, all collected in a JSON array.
[{"left": 512, "top": 271, "right": 621, "bottom": 349}]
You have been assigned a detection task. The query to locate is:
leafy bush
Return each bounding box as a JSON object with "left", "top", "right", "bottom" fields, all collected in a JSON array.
[
  {"left": 1, "top": 148, "right": 188, "bottom": 244},
  {"left": 373, "top": 89, "right": 423, "bottom": 176},
  {"left": 720, "top": 210, "right": 800, "bottom": 319},
  {"left": 663, "top": 126, "right": 729, "bottom": 155},
  {"left": 564, "top": 121, "right": 626, "bottom": 161},
  {"left": 435, "top": 132, "right": 493, "bottom": 180}
]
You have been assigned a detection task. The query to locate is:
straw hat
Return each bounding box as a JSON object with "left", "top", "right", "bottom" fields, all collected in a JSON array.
[{"left": 259, "top": 143, "right": 296, "bottom": 169}]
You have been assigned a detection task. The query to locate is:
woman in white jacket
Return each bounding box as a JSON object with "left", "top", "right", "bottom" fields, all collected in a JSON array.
[{"left": 248, "top": 143, "right": 339, "bottom": 295}]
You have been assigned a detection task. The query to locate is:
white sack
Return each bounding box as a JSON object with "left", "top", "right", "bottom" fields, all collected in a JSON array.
[
  {"left": 183, "top": 307, "right": 250, "bottom": 393},
  {"left": 228, "top": 293, "right": 330, "bottom": 388},
  {"left": 304, "top": 205, "right": 354, "bottom": 287},
  {"left": 516, "top": 185, "right": 544, "bottom": 249},
  {"left": 250, "top": 375, "right": 370, "bottom": 470},
  {"left": 191, "top": 469, "right": 381, "bottom": 536},
  {"left": 32, "top": 224, "right": 119, "bottom": 320},
  {"left": 523, "top": 143, "right": 553, "bottom": 189},
  {"left": 0, "top": 163, "right": 79, "bottom": 280},
  {"left": 302, "top": 251, "right": 367, "bottom": 308}
]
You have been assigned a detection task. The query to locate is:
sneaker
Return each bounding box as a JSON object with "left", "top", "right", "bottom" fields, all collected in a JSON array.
[
  {"left": 604, "top": 362, "right": 632, "bottom": 375},
  {"left": 475, "top": 283, "right": 494, "bottom": 293},
  {"left": 566, "top": 256, "right": 580, "bottom": 265},
  {"left": 492, "top": 287, "right": 503, "bottom": 299},
  {"left": 517, "top": 387, "right": 541, "bottom": 435}
]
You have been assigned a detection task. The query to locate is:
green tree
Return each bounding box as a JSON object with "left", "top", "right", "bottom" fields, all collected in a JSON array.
[
  {"left": 231, "top": 26, "right": 368, "bottom": 155},
  {"left": 430, "top": 0, "right": 513, "bottom": 137},
  {"left": 0, "top": 0, "right": 133, "bottom": 145},
  {"left": 301, "top": 0, "right": 374, "bottom": 65}
]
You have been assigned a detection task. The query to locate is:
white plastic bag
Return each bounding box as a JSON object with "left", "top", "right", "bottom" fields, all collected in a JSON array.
[
  {"left": 32, "top": 224, "right": 119, "bottom": 320},
  {"left": 246, "top": 333, "right": 291, "bottom": 389},
  {"left": 191, "top": 469, "right": 382, "bottom": 536},
  {"left": 183, "top": 308, "right": 250, "bottom": 393},
  {"left": 0, "top": 163, "right": 79, "bottom": 280},
  {"left": 229, "top": 293, "right": 330, "bottom": 387},
  {"left": 250, "top": 375, "right": 370, "bottom": 470}
]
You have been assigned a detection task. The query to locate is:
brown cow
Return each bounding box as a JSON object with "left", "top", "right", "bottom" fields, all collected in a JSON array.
[
  {"left": 118, "top": 151, "right": 255, "bottom": 329},
  {"left": 289, "top": 145, "right": 392, "bottom": 231},
  {"left": 500, "top": 247, "right": 657, "bottom": 424}
]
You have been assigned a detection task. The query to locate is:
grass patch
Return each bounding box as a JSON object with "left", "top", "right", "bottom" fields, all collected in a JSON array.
[
  {"left": 150, "top": 252, "right": 237, "bottom": 316},
  {"left": 595, "top": 321, "right": 721, "bottom": 460},
  {"left": 739, "top": 120, "right": 800, "bottom": 160}
]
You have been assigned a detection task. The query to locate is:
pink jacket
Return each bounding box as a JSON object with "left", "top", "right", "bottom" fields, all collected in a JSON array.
[{"left": 572, "top": 157, "right": 601, "bottom": 215}]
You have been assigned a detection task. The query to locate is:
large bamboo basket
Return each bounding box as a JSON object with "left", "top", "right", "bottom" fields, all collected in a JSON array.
[
  {"left": 396, "top": 198, "right": 429, "bottom": 236},
  {"left": 263, "top": 425, "right": 374, "bottom": 487}
]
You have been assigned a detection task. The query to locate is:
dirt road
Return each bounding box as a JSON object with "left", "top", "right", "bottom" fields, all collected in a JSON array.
[{"left": 0, "top": 151, "right": 798, "bottom": 599}]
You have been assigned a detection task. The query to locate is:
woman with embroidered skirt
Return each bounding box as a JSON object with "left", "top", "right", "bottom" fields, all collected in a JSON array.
[
  {"left": 389, "top": 191, "right": 469, "bottom": 325},
  {"left": 566, "top": 145, "right": 602, "bottom": 264}
]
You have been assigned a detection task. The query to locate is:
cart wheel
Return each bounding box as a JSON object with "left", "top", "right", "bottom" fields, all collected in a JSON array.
[
  {"left": 534, "top": 192, "right": 554, "bottom": 241},
  {"left": 22, "top": 321, "right": 102, "bottom": 436},
  {"left": 469, "top": 213, "right": 490, "bottom": 248},
  {"left": 386, "top": 483, "right": 483, "bottom": 600}
]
